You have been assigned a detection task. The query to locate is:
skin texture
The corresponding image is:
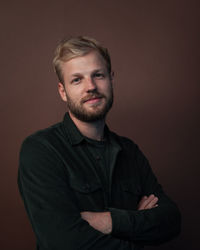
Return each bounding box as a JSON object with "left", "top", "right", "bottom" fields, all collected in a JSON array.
[
  {"left": 58, "top": 50, "right": 158, "bottom": 234},
  {"left": 80, "top": 211, "right": 112, "bottom": 234},
  {"left": 137, "top": 194, "right": 158, "bottom": 210}
]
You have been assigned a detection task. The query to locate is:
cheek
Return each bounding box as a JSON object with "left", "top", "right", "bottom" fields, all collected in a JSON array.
[
  {"left": 98, "top": 81, "right": 112, "bottom": 93},
  {"left": 66, "top": 87, "right": 83, "bottom": 101},
  {"left": 104, "top": 84, "right": 113, "bottom": 97}
]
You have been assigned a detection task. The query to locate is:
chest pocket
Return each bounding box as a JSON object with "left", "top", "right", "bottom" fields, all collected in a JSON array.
[
  {"left": 69, "top": 179, "right": 105, "bottom": 211},
  {"left": 119, "top": 180, "right": 142, "bottom": 210}
]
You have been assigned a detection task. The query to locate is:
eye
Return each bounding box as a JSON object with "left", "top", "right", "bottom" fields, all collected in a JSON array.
[
  {"left": 71, "top": 77, "right": 81, "bottom": 84},
  {"left": 94, "top": 73, "right": 104, "bottom": 79}
]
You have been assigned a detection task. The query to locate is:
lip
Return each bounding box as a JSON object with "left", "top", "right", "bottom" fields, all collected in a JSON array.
[{"left": 84, "top": 97, "right": 102, "bottom": 104}]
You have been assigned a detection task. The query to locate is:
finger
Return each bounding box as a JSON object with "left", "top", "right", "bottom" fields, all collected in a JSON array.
[
  {"left": 138, "top": 194, "right": 156, "bottom": 209},
  {"left": 145, "top": 196, "right": 159, "bottom": 209},
  {"left": 137, "top": 196, "right": 148, "bottom": 210}
]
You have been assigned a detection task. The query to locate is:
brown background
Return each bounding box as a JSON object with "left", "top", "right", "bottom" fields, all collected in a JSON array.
[{"left": 1, "top": 0, "right": 199, "bottom": 249}]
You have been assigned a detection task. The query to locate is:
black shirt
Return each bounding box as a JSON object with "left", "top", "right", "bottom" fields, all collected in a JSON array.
[
  {"left": 18, "top": 113, "right": 181, "bottom": 250},
  {"left": 85, "top": 135, "right": 112, "bottom": 194}
]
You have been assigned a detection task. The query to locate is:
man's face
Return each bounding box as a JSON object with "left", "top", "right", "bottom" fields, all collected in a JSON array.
[{"left": 58, "top": 51, "right": 113, "bottom": 122}]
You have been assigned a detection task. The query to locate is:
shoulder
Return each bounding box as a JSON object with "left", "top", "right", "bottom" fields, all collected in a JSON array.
[
  {"left": 18, "top": 123, "right": 69, "bottom": 184},
  {"left": 21, "top": 122, "right": 64, "bottom": 149},
  {"left": 109, "top": 130, "right": 138, "bottom": 152},
  {"left": 19, "top": 122, "right": 67, "bottom": 175},
  {"left": 20, "top": 122, "right": 65, "bottom": 161}
]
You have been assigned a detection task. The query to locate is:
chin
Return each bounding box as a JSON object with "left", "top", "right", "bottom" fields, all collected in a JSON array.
[{"left": 74, "top": 109, "right": 107, "bottom": 122}]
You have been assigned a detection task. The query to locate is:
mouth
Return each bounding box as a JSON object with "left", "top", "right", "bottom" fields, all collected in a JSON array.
[
  {"left": 84, "top": 97, "right": 102, "bottom": 104},
  {"left": 83, "top": 95, "right": 103, "bottom": 104}
]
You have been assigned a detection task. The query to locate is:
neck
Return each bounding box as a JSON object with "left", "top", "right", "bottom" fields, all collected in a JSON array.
[{"left": 69, "top": 112, "right": 105, "bottom": 141}]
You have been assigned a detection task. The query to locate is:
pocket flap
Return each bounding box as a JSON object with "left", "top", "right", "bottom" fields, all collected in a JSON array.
[
  {"left": 120, "top": 180, "right": 141, "bottom": 195},
  {"left": 70, "top": 179, "right": 102, "bottom": 193}
]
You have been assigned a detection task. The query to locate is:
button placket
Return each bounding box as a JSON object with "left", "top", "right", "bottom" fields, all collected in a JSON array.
[
  {"left": 82, "top": 183, "right": 91, "bottom": 192},
  {"left": 96, "top": 155, "right": 101, "bottom": 161}
]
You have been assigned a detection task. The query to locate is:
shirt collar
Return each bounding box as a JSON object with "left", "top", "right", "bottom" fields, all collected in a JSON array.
[
  {"left": 62, "top": 112, "right": 84, "bottom": 145},
  {"left": 62, "top": 112, "right": 122, "bottom": 151}
]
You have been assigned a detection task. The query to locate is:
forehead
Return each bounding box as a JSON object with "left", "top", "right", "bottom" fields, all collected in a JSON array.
[{"left": 62, "top": 51, "right": 107, "bottom": 76}]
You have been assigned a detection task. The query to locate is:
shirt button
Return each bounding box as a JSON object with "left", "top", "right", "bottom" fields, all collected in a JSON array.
[
  {"left": 96, "top": 155, "right": 101, "bottom": 160},
  {"left": 83, "top": 183, "right": 90, "bottom": 191}
]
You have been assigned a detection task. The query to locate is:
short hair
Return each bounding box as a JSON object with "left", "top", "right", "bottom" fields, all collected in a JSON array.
[{"left": 53, "top": 36, "right": 112, "bottom": 84}]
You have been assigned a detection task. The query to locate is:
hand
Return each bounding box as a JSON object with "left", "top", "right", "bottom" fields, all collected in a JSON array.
[
  {"left": 138, "top": 194, "right": 158, "bottom": 210},
  {"left": 81, "top": 211, "right": 112, "bottom": 234}
]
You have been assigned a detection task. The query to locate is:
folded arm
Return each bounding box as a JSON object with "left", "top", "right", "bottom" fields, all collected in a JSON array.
[
  {"left": 81, "top": 194, "right": 158, "bottom": 234},
  {"left": 81, "top": 147, "right": 181, "bottom": 246},
  {"left": 18, "top": 137, "right": 136, "bottom": 250},
  {"left": 109, "top": 148, "right": 181, "bottom": 245}
]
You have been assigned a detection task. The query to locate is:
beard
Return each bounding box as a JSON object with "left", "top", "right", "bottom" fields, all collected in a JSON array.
[{"left": 65, "top": 88, "right": 113, "bottom": 122}]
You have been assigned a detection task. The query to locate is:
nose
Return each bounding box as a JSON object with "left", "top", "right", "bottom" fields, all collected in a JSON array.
[{"left": 85, "top": 77, "right": 97, "bottom": 93}]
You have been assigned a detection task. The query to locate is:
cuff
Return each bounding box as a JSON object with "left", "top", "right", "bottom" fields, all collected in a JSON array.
[{"left": 108, "top": 207, "right": 133, "bottom": 238}]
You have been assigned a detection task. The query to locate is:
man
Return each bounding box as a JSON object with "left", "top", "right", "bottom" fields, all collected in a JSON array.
[{"left": 18, "top": 36, "right": 181, "bottom": 249}]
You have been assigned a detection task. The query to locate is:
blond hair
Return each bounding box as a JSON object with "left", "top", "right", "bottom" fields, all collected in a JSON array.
[{"left": 53, "top": 36, "right": 112, "bottom": 83}]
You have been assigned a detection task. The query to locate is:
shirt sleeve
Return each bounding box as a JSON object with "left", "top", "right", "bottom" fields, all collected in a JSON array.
[
  {"left": 108, "top": 146, "right": 181, "bottom": 245},
  {"left": 18, "top": 136, "right": 138, "bottom": 250}
]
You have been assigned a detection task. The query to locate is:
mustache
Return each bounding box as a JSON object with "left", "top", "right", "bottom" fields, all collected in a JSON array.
[{"left": 81, "top": 92, "right": 105, "bottom": 103}]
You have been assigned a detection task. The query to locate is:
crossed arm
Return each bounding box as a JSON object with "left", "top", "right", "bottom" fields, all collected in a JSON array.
[
  {"left": 19, "top": 137, "right": 181, "bottom": 249},
  {"left": 81, "top": 194, "right": 159, "bottom": 234}
]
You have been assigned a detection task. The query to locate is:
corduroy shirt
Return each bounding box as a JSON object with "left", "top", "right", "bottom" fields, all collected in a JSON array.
[{"left": 18, "top": 113, "right": 181, "bottom": 250}]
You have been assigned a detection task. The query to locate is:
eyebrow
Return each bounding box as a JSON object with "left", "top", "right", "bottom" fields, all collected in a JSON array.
[{"left": 70, "top": 68, "right": 105, "bottom": 78}]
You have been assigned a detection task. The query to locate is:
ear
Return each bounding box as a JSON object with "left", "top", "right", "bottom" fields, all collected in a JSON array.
[
  {"left": 110, "top": 71, "right": 114, "bottom": 83},
  {"left": 58, "top": 82, "right": 67, "bottom": 102}
]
